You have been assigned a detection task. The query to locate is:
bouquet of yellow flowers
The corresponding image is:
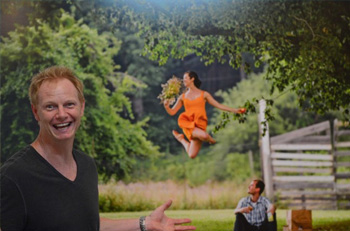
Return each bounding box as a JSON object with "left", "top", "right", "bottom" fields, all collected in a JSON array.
[{"left": 158, "top": 75, "right": 183, "bottom": 105}]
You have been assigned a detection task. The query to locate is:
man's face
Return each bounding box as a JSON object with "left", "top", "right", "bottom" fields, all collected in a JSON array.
[
  {"left": 31, "top": 78, "right": 85, "bottom": 142},
  {"left": 248, "top": 181, "right": 259, "bottom": 195}
]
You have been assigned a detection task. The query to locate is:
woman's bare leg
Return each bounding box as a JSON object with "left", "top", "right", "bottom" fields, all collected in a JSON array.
[
  {"left": 172, "top": 130, "right": 190, "bottom": 153},
  {"left": 173, "top": 127, "right": 215, "bottom": 159},
  {"left": 172, "top": 130, "right": 202, "bottom": 159},
  {"left": 187, "top": 139, "right": 202, "bottom": 159},
  {"left": 191, "top": 127, "right": 216, "bottom": 144}
]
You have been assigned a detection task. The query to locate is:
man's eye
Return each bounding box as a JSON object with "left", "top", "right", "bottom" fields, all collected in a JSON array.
[
  {"left": 46, "top": 105, "right": 54, "bottom": 110},
  {"left": 66, "top": 103, "right": 75, "bottom": 108}
]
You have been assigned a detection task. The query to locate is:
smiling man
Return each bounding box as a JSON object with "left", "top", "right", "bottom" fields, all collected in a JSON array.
[
  {"left": 0, "top": 66, "right": 196, "bottom": 231},
  {"left": 30, "top": 73, "right": 85, "bottom": 182}
]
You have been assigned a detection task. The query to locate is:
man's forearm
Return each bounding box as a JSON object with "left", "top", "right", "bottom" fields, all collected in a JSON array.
[
  {"left": 100, "top": 217, "right": 140, "bottom": 231},
  {"left": 234, "top": 208, "right": 244, "bottom": 214},
  {"left": 268, "top": 204, "right": 276, "bottom": 214}
]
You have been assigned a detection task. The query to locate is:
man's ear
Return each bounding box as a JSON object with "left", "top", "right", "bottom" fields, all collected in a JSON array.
[
  {"left": 80, "top": 100, "right": 85, "bottom": 117},
  {"left": 31, "top": 104, "right": 40, "bottom": 121},
  {"left": 256, "top": 187, "right": 261, "bottom": 194}
]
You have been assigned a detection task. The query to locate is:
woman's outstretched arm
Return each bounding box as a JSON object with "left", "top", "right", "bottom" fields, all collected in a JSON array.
[
  {"left": 204, "top": 91, "right": 242, "bottom": 113},
  {"left": 163, "top": 94, "right": 183, "bottom": 116}
]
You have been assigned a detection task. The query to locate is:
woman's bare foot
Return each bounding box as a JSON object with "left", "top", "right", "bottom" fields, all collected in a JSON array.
[
  {"left": 208, "top": 134, "right": 216, "bottom": 144},
  {"left": 172, "top": 130, "right": 184, "bottom": 142}
]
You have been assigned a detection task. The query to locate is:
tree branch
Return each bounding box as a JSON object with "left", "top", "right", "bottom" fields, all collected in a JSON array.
[{"left": 293, "top": 15, "right": 315, "bottom": 39}]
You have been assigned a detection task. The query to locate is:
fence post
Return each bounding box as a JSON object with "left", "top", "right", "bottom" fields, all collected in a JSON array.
[
  {"left": 248, "top": 150, "right": 255, "bottom": 176},
  {"left": 258, "top": 99, "right": 273, "bottom": 200},
  {"left": 332, "top": 119, "right": 338, "bottom": 210}
]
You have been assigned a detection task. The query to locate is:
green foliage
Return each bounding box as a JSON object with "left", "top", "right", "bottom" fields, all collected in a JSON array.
[
  {"left": 111, "top": 30, "right": 184, "bottom": 154},
  {"left": 0, "top": 11, "right": 159, "bottom": 180},
  {"left": 99, "top": 180, "right": 249, "bottom": 211},
  {"left": 128, "top": 70, "right": 338, "bottom": 183},
  {"left": 218, "top": 153, "right": 251, "bottom": 182},
  {"left": 130, "top": 150, "right": 254, "bottom": 186},
  {"left": 207, "top": 70, "right": 339, "bottom": 159},
  {"left": 99, "top": 189, "right": 155, "bottom": 212},
  {"left": 54, "top": 0, "right": 247, "bottom": 154},
  {"left": 130, "top": 0, "right": 350, "bottom": 122}
]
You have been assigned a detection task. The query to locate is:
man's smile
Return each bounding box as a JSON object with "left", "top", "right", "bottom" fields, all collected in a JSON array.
[{"left": 53, "top": 122, "right": 72, "bottom": 130}]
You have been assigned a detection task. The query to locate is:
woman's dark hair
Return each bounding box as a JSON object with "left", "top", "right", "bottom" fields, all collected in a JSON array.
[{"left": 185, "top": 71, "right": 201, "bottom": 88}]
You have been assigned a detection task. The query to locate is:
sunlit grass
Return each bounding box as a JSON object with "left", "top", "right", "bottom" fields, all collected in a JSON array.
[
  {"left": 99, "top": 180, "right": 350, "bottom": 230},
  {"left": 101, "top": 209, "right": 350, "bottom": 231}
]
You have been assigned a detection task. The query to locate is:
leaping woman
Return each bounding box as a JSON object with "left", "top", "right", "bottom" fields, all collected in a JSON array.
[{"left": 163, "top": 71, "right": 245, "bottom": 159}]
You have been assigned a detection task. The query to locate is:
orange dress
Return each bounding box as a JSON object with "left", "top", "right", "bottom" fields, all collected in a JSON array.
[{"left": 178, "top": 91, "right": 208, "bottom": 140}]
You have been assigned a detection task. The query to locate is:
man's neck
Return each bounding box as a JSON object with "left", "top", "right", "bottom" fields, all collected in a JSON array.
[
  {"left": 32, "top": 134, "right": 73, "bottom": 156},
  {"left": 32, "top": 134, "right": 74, "bottom": 163},
  {"left": 32, "top": 137, "right": 77, "bottom": 181},
  {"left": 250, "top": 194, "right": 260, "bottom": 203}
]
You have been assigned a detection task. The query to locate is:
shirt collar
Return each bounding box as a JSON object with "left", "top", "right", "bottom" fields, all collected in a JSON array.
[{"left": 249, "top": 195, "right": 262, "bottom": 204}]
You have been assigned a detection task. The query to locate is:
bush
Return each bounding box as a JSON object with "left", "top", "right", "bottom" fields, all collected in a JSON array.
[
  {"left": 98, "top": 180, "right": 251, "bottom": 212},
  {"left": 130, "top": 149, "right": 257, "bottom": 186}
]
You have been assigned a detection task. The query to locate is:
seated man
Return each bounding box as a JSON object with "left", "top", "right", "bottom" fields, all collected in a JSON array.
[{"left": 233, "top": 179, "right": 276, "bottom": 231}]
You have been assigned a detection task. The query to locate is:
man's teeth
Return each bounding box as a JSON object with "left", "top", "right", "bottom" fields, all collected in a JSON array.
[{"left": 56, "top": 123, "right": 70, "bottom": 128}]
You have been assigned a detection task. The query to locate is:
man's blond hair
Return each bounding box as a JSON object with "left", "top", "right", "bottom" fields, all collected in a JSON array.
[{"left": 29, "top": 66, "right": 84, "bottom": 105}]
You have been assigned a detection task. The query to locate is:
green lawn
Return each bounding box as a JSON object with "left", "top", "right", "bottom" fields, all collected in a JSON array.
[{"left": 101, "top": 209, "right": 350, "bottom": 231}]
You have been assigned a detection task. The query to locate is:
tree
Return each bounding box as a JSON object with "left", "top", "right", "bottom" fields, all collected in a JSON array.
[
  {"left": 68, "top": 0, "right": 246, "bottom": 154},
  {"left": 207, "top": 69, "right": 338, "bottom": 159},
  {"left": 0, "top": 11, "right": 159, "bottom": 180},
  {"left": 130, "top": 0, "right": 350, "bottom": 122},
  {"left": 128, "top": 69, "right": 339, "bottom": 184},
  {"left": 111, "top": 29, "right": 185, "bottom": 154}
]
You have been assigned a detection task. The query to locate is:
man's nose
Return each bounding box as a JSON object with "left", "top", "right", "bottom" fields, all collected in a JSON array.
[{"left": 56, "top": 106, "right": 68, "bottom": 119}]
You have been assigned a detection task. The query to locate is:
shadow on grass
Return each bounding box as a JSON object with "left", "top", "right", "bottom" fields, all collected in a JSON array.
[
  {"left": 313, "top": 219, "right": 350, "bottom": 231},
  {"left": 277, "top": 218, "right": 350, "bottom": 231}
]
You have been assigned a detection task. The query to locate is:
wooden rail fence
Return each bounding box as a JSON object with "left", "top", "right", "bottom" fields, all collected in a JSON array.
[{"left": 259, "top": 101, "right": 350, "bottom": 210}]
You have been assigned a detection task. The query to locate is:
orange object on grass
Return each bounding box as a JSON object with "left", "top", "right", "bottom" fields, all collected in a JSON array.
[{"left": 178, "top": 91, "right": 208, "bottom": 140}]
